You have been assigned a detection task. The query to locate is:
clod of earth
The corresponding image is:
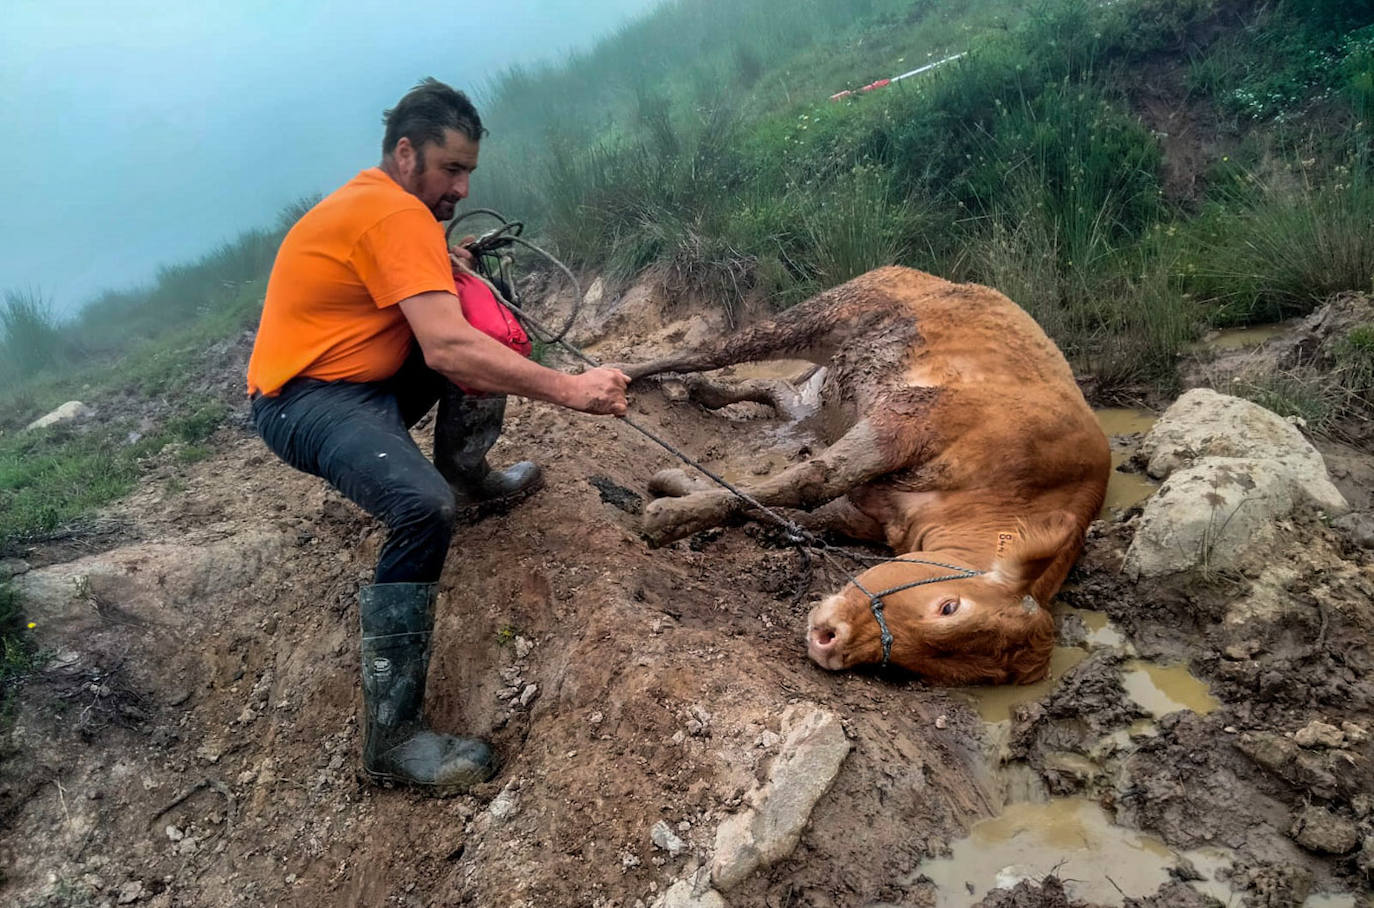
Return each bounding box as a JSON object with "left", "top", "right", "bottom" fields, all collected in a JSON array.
[{"left": 1289, "top": 805, "right": 1359, "bottom": 855}]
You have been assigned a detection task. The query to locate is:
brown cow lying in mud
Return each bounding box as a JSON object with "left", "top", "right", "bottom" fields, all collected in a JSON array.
[{"left": 620, "top": 266, "right": 1110, "bottom": 685}]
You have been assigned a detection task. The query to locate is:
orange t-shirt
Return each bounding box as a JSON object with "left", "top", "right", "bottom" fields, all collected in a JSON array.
[{"left": 245, "top": 168, "right": 455, "bottom": 397}]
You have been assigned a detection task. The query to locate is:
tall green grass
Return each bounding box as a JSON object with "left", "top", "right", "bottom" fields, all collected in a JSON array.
[
  {"left": 1184, "top": 172, "right": 1374, "bottom": 324},
  {"left": 0, "top": 289, "right": 66, "bottom": 382}
]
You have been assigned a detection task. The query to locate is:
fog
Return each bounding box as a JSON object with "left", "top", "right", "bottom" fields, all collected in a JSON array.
[{"left": 1, "top": 0, "right": 661, "bottom": 316}]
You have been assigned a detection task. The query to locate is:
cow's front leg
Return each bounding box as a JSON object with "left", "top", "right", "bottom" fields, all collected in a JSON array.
[
  {"left": 646, "top": 472, "right": 884, "bottom": 543},
  {"left": 641, "top": 420, "right": 897, "bottom": 545}
]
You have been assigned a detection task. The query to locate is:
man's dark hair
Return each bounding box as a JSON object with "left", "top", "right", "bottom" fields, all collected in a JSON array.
[{"left": 382, "top": 78, "right": 486, "bottom": 161}]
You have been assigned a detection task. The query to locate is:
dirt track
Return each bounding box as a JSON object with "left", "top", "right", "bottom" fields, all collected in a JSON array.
[{"left": 2, "top": 285, "right": 1371, "bottom": 907}]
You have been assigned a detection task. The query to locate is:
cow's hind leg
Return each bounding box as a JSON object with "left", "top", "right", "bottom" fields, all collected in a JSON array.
[
  {"left": 616, "top": 286, "right": 875, "bottom": 383},
  {"left": 641, "top": 419, "right": 897, "bottom": 545}
]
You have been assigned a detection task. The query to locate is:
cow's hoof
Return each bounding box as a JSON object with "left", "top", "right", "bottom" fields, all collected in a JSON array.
[
  {"left": 641, "top": 490, "right": 737, "bottom": 547},
  {"left": 648, "top": 469, "right": 712, "bottom": 498},
  {"left": 641, "top": 497, "right": 685, "bottom": 547}
]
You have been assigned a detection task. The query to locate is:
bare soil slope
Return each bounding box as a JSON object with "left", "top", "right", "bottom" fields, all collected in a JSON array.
[{"left": 2, "top": 283, "right": 1371, "bottom": 907}]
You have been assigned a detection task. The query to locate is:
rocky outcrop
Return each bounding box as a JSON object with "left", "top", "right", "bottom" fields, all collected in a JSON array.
[{"left": 1124, "top": 390, "right": 1348, "bottom": 578}]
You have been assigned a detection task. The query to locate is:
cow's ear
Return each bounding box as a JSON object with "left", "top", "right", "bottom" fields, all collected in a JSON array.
[{"left": 990, "top": 511, "right": 1081, "bottom": 590}]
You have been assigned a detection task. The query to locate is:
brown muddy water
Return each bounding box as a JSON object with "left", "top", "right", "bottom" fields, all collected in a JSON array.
[
  {"left": 960, "top": 645, "right": 1089, "bottom": 724},
  {"left": 934, "top": 605, "right": 1358, "bottom": 907},
  {"left": 915, "top": 798, "right": 1189, "bottom": 905},
  {"left": 1193, "top": 323, "right": 1289, "bottom": 352},
  {"left": 1121, "top": 659, "right": 1220, "bottom": 717},
  {"left": 960, "top": 608, "right": 1218, "bottom": 724},
  {"left": 715, "top": 358, "right": 816, "bottom": 382},
  {"left": 1094, "top": 409, "right": 1160, "bottom": 519}
]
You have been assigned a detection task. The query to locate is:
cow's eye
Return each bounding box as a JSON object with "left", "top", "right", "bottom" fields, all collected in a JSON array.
[{"left": 940, "top": 599, "right": 959, "bottom": 616}]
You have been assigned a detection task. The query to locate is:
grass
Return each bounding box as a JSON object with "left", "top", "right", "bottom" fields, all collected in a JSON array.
[
  {"left": 0, "top": 289, "right": 67, "bottom": 384},
  {"left": 1182, "top": 169, "right": 1374, "bottom": 324},
  {"left": 1336, "top": 322, "right": 1374, "bottom": 393},
  {"left": 498, "top": 0, "right": 1374, "bottom": 395}
]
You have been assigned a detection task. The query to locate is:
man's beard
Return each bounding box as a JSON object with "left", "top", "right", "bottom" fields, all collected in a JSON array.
[
  {"left": 430, "top": 193, "right": 460, "bottom": 221},
  {"left": 411, "top": 149, "right": 460, "bottom": 221}
]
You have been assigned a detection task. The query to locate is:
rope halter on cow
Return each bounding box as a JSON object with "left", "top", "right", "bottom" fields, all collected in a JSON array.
[{"left": 842, "top": 557, "right": 984, "bottom": 670}]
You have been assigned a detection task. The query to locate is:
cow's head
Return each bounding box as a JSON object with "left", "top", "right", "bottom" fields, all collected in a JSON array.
[{"left": 806, "top": 513, "right": 1081, "bottom": 685}]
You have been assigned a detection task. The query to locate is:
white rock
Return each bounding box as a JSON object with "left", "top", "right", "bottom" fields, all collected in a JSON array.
[
  {"left": 519, "top": 684, "right": 538, "bottom": 707},
  {"left": 164, "top": 825, "right": 183, "bottom": 841},
  {"left": 1137, "top": 389, "right": 1347, "bottom": 512},
  {"left": 488, "top": 784, "right": 518, "bottom": 822},
  {"left": 26, "top": 400, "right": 94, "bottom": 432},
  {"left": 1124, "top": 457, "right": 1296, "bottom": 578},
  {"left": 651, "top": 820, "right": 688, "bottom": 856},
  {"left": 1123, "top": 390, "right": 1352, "bottom": 577},
  {"left": 583, "top": 277, "right": 605, "bottom": 307},
  {"left": 116, "top": 880, "right": 145, "bottom": 904},
  {"left": 709, "top": 704, "right": 851, "bottom": 890}
]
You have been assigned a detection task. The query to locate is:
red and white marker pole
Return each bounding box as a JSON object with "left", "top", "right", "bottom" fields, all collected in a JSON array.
[{"left": 830, "top": 51, "right": 966, "bottom": 101}]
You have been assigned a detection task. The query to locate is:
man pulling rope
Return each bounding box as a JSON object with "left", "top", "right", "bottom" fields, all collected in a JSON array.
[{"left": 245, "top": 78, "right": 629, "bottom": 795}]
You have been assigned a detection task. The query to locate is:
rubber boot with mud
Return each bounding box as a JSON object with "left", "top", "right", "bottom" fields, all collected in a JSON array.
[
  {"left": 359, "top": 583, "right": 497, "bottom": 794},
  {"left": 434, "top": 388, "right": 543, "bottom": 523}
]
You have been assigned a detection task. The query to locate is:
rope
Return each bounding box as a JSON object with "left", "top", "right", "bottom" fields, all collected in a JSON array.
[
  {"left": 459, "top": 215, "right": 983, "bottom": 669},
  {"left": 446, "top": 209, "right": 583, "bottom": 342}
]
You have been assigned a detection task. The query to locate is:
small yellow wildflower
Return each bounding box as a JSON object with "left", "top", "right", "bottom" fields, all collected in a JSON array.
[{"left": 27, "top": 622, "right": 37, "bottom": 629}]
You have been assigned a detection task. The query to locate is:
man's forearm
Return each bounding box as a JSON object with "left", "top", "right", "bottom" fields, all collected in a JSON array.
[
  {"left": 398, "top": 290, "right": 627, "bottom": 415},
  {"left": 423, "top": 325, "right": 574, "bottom": 404}
]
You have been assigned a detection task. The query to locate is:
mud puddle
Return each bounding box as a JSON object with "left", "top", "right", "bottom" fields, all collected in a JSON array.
[
  {"left": 913, "top": 798, "right": 1200, "bottom": 905},
  {"left": 1192, "top": 322, "right": 1289, "bottom": 352},
  {"left": 960, "top": 646, "right": 1089, "bottom": 724},
  {"left": 1121, "top": 659, "right": 1219, "bottom": 718},
  {"left": 697, "top": 363, "right": 826, "bottom": 482},
  {"left": 962, "top": 606, "right": 1216, "bottom": 723},
  {"left": 918, "top": 797, "right": 1360, "bottom": 907},
  {"left": 1062, "top": 605, "right": 1126, "bottom": 649},
  {"left": 1095, "top": 409, "right": 1159, "bottom": 518}
]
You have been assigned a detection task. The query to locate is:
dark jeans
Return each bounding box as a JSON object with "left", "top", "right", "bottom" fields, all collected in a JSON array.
[{"left": 252, "top": 350, "right": 457, "bottom": 584}]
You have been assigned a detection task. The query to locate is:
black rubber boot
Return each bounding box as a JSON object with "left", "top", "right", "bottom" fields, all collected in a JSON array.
[
  {"left": 434, "top": 388, "right": 543, "bottom": 521},
  {"left": 359, "top": 583, "right": 497, "bottom": 794}
]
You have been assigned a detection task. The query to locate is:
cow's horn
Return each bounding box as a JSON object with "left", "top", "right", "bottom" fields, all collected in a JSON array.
[{"left": 1020, "top": 595, "right": 1039, "bottom": 615}]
